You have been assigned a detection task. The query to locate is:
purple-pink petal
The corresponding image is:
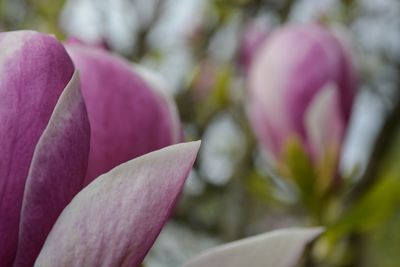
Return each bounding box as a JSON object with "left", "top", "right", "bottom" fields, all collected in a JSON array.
[
  {"left": 66, "top": 44, "right": 180, "bottom": 185},
  {"left": 132, "top": 64, "right": 182, "bottom": 143},
  {"left": 0, "top": 31, "right": 74, "bottom": 266},
  {"left": 13, "top": 72, "right": 90, "bottom": 267},
  {"left": 35, "top": 141, "right": 200, "bottom": 267}
]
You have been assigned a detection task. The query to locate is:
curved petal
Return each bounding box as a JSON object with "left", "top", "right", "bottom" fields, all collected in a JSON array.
[
  {"left": 304, "top": 82, "right": 344, "bottom": 161},
  {"left": 13, "top": 72, "right": 90, "bottom": 267},
  {"left": 133, "top": 64, "right": 182, "bottom": 143},
  {"left": 35, "top": 141, "right": 201, "bottom": 267},
  {"left": 0, "top": 31, "right": 74, "bottom": 266},
  {"left": 183, "top": 227, "right": 323, "bottom": 267},
  {"left": 66, "top": 44, "right": 179, "bottom": 184}
]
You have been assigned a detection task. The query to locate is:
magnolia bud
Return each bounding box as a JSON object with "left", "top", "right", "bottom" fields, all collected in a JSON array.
[{"left": 247, "top": 24, "right": 357, "bottom": 185}]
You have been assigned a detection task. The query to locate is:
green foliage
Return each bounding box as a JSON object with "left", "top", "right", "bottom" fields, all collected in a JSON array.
[
  {"left": 280, "top": 136, "right": 317, "bottom": 209},
  {"left": 364, "top": 211, "right": 400, "bottom": 267},
  {"left": 0, "top": 0, "right": 66, "bottom": 36},
  {"left": 246, "top": 170, "right": 274, "bottom": 206},
  {"left": 320, "top": 124, "right": 400, "bottom": 266},
  {"left": 279, "top": 136, "right": 340, "bottom": 223},
  {"left": 328, "top": 177, "right": 400, "bottom": 239}
]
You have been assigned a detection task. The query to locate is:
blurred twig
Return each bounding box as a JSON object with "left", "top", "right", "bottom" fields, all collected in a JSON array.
[
  {"left": 131, "top": 0, "right": 165, "bottom": 61},
  {"left": 342, "top": 66, "right": 400, "bottom": 267},
  {"left": 349, "top": 75, "right": 400, "bottom": 203}
]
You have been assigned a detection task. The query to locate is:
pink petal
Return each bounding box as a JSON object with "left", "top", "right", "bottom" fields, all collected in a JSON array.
[
  {"left": 282, "top": 26, "right": 351, "bottom": 138},
  {"left": 13, "top": 72, "right": 90, "bottom": 267},
  {"left": 183, "top": 227, "right": 323, "bottom": 267},
  {"left": 65, "top": 36, "right": 110, "bottom": 50},
  {"left": 66, "top": 44, "right": 180, "bottom": 185},
  {"left": 0, "top": 31, "right": 74, "bottom": 266},
  {"left": 304, "top": 83, "right": 345, "bottom": 161},
  {"left": 35, "top": 141, "right": 200, "bottom": 267},
  {"left": 247, "top": 24, "right": 356, "bottom": 161},
  {"left": 133, "top": 64, "right": 182, "bottom": 143}
]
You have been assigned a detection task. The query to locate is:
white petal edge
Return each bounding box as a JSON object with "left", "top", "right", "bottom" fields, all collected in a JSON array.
[
  {"left": 304, "top": 82, "right": 343, "bottom": 160},
  {"left": 182, "top": 227, "right": 324, "bottom": 267},
  {"left": 0, "top": 31, "right": 31, "bottom": 73}
]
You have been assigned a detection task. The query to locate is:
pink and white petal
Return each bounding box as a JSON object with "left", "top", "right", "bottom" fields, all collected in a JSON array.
[
  {"left": 247, "top": 25, "right": 355, "bottom": 159},
  {"left": 66, "top": 44, "right": 178, "bottom": 184},
  {"left": 304, "top": 82, "right": 345, "bottom": 161},
  {"left": 0, "top": 31, "right": 74, "bottom": 266},
  {"left": 14, "top": 72, "right": 90, "bottom": 267},
  {"left": 183, "top": 227, "right": 323, "bottom": 267},
  {"left": 247, "top": 30, "right": 295, "bottom": 155},
  {"left": 35, "top": 141, "right": 201, "bottom": 267},
  {"left": 283, "top": 26, "right": 346, "bottom": 136}
]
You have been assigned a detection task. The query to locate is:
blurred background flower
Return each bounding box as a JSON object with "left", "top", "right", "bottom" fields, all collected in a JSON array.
[{"left": 247, "top": 24, "right": 357, "bottom": 211}]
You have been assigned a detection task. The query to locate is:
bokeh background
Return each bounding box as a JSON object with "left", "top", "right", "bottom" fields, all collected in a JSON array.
[{"left": 1, "top": 0, "right": 400, "bottom": 266}]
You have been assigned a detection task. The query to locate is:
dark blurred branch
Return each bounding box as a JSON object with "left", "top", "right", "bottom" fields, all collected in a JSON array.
[
  {"left": 349, "top": 102, "right": 400, "bottom": 200},
  {"left": 335, "top": 66, "right": 400, "bottom": 267},
  {"left": 243, "top": 0, "right": 294, "bottom": 22},
  {"left": 349, "top": 67, "right": 400, "bottom": 203},
  {"left": 131, "top": 0, "right": 165, "bottom": 61},
  {"left": 223, "top": 105, "right": 257, "bottom": 239},
  {"left": 278, "top": 0, "right": 293, "bottom": 22},
  {"left": 340, "top": 0, "right": 359, "bottom": 24},
  {"left": 341, "top": 0, "right": 356, "bottom": 7}
]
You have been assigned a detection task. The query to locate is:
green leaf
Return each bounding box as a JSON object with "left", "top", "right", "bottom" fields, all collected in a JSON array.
[
  {"left": 280, "top": 136, "right": 318, "bottom": 213},
  {"left": 327, "top": 177, "right": 400, "bottom": 240}
]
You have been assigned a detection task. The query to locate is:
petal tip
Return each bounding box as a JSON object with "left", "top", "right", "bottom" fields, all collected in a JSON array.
[{"left": 181, "top": 140, "right": 201, "bottom": 157}]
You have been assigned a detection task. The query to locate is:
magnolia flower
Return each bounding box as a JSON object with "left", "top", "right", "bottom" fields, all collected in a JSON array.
[
  {"left": 247, "top": 24, "right": 357, "bottom": 181},
  {"left": 0, "top": 31, "right": 199, "bottom": 267},
  {"left": 65, "top": 41, "right": 181, "bottom": 184}
]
